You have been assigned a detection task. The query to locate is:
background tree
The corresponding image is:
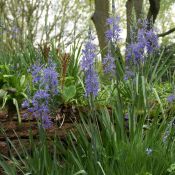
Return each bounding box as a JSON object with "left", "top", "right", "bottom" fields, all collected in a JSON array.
[
  {"left": 91, "top": 0, "right": 175, "bottom": 55},
  {"left": 92, "top": 0, "right": 109, "bottom": 56},
  {"left": 1, "top": 0, "right": 175, "bottom": 58},
  {"left": 0, "top": 0, "right": 90, "bottom": 52}
]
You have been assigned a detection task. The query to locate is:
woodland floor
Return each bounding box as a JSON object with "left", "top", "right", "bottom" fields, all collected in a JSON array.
[{"left": 0, "top": 105, "right": 79, "bottom": 175}]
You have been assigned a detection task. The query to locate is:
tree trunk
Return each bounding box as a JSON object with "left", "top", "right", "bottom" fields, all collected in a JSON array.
[
  {"left": 147, "top": 0, "right": 161, "bottom": 24},
  {"left": 126, "top": 0, "right": 134, "bottom": 44},
  {"left": 126, "top": 0, "right": 161, "bottom": 43},
  {"left": 92, "top": 0, "right": 109, "bottom": 57},
  {"left": 134, "top": 0, "right": 143, "bottom": 20}
]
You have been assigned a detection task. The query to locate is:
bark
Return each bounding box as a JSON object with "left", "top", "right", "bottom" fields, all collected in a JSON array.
[
  {"left": 126, "top": 0, "right": 144, "bottom": 44},
  {"left": 133, "top": 0, "right": 143, "bottom": 20},
  {"left": 126, "top": 0, "right": 134, "bottom": 44},
  {"left": 92, "top": 0, "right": 109, "bottom": 57},
  {"left": 126, "top": 0, "right": 161, "bottom": 43},
  {"left": 147, "top": 0, "right": 161, "bottom": 24}
]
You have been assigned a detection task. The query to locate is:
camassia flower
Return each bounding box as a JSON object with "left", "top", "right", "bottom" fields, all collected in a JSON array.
[
  {"left": 29, "top": 90, "right": 52, "bottom": 128},
  {"left": 126, "top": 42, "right": 145, "bottom": 64},
  {"left": 31, "top": 64, "right": 43, "bottom": 84},
  {"left": 126, "top": 19, "right": 159, "bottom": 64},
  {"left": 124, "top": 69, "right": 135, "bottom": 80},
  {"left": 85, "top": 68, "right": 99, "bottom": 97},
  {"left": 105, "top": 16, "right": 121, "bottom": 43},
  {"left": 22, "top": 62, "right": 59, "bottom": 128},
  {"left": 103, "top": 15, "right": 121, "bottom": 76},
  {"left": 102, "top": 52, "right": 116, "bottom": 75},
  {"left": 42, "top": 63, "right": 58, "bottom": 95},
  {"left": 167, "top": 94, "right": 175, "bottom": 103},
  {"left": 81, "top": 30, "right": 99, "bottom": 97}
]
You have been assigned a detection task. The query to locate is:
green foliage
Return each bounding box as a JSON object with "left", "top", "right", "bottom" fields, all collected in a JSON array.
[
  {"left": 0, "top": 52, "right": 175, "bottom": 174},
  {"left": 167, "top": 163, "right": 175, "bottom": 173},
  {"left": 1, "top": 103, "right": 175, "bottom": 174},
  {"left": 62, "top": 84, "right": 76, "bottom": 103},
  {"left": 0, "top": 64, "right": 28, "bottom": 123},
  {"left": 0, "top": 9, "right": 175, "bottom": 174}
]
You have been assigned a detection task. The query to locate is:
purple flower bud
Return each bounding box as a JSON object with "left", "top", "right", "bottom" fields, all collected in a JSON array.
[
  {"left": 31, "top": 64, "right": 43, "bottom": 84},
  {"left": 105, "top": 16, "right": 121, "bottom": 43},
  {"left": 126, "top": 43, "right": 144, "bottom": 64},
  {"left": 21, "top": 100, "right": 29, "bottom": 109},
  {"left": 102, "top": 52, "right": 116, "bottom": 75},
  {"left": 167, "top": 94, "right": 175, "bottom": 103},
  {"left": 145, "top": 29, "right": 159, "bottom": 53},
  {"left": 124, "top": 113, "right": 129, "bottom": 120},
  {"left": 81, "top": 41, "right": 96, "bottom": 72},
  {"left": 23, "top": 113, "right": 29, "bottom": 118},
  {"left": 124, "top": 70, "right": 135, "bottom": 80},
  {"left": 42, "top": 65, "right": 59, "bottom": 95},
  {"left": 85, "top": 68, "right": 99, "bottom": 97},
  {"left": 33, "top": 90, "right": 50, "bottom": 100},
  {"left": 42, "top": 114, "right": 52, "bottom": 129}
]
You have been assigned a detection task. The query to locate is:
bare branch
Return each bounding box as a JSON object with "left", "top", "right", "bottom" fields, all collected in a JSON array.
[{"left": 158, "top": 27, "right": 175, "bottom": 37}]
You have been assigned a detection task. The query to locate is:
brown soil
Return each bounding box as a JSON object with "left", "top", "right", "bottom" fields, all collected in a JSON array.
[
  {"left": 0, "top": 105, "right": 113, "bottom": 174},
  {"left": 0, "top": 106, "right": 78, "bottom": 174}
]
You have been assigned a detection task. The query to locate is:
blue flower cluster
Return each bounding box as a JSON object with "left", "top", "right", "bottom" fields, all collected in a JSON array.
[
  {"left": 124, "top": 68, "right": 135, "bottom": 80},
  {"left": 81, "top": 30, "right": 99, "bottom": 97},
  {"left": 22, "top": 62, "right": 59, "bottom": 128},
  {"left": 102, "top": 52, "right": 116, "bottom": 75},
  {"left": 126, "top": 19, "right": 159, "bottom": 64},
  {"left": 102, "top": 15, "right": 121, "bottom": 77},
  {"left": 167, "top": 94, "right": 175, "bottom": 103},
  {"left": 105, "top": 16, "right": 121, "bottom": 43}
]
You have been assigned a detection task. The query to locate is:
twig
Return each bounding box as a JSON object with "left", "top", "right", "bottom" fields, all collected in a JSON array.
[{"left": 158, "top": 27, "right": 175, "bottom": 37}]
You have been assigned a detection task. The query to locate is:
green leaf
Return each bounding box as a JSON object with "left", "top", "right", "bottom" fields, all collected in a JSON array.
[
  {"left": 13, "top": 98, "right": 21, "bottom": 124},
  {"left": 0, "top": 159, "right": 16, "bottom": 175},
  {"left": 73, "top": 170, "right": 87, "bottom": 175},
  {"left": 64, "top": 76, "right": 75, "bottom": 86},
  {"left": 152, "top": 88, "right": 165, "bottom": 119},
  {"left": 141, "top": 76, "right": 146, "bottom": 107},
  {"left": 20, "top": 92, "right": 28, "bottom": 99},
  {"left": 62, "top": 85, "right": 76, "bottom": 102},
  {"left": 1, "top": 92, "right": 9, "bottom": 109},
  {"left": 20, "top": 75, "right": 26, "bottom": 86},
  {"left": 167, "top": 163, "right": 175, "bottom": 173},
  {"left": 3, "top": 74, "right": 14, "bottom": 78},
  {"left": 0, "top": 89, "right": 6, "bottom": 99},
  {"left": 97, "top": 161, "right": 106, "bottom": 175}
]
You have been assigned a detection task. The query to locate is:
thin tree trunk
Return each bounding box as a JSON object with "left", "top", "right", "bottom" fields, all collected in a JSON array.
[
  {"left": 147, "top": 0, "right": 160, "bottom": 25},
  {"left": 134, "top": 0, "right": 143, "bottom": 20},
  {"left": 126, "top": 0, "right": 134, "bottom": 44},
  {"left": 92, "top": 0, "right": 109, "bottom": 57}
]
